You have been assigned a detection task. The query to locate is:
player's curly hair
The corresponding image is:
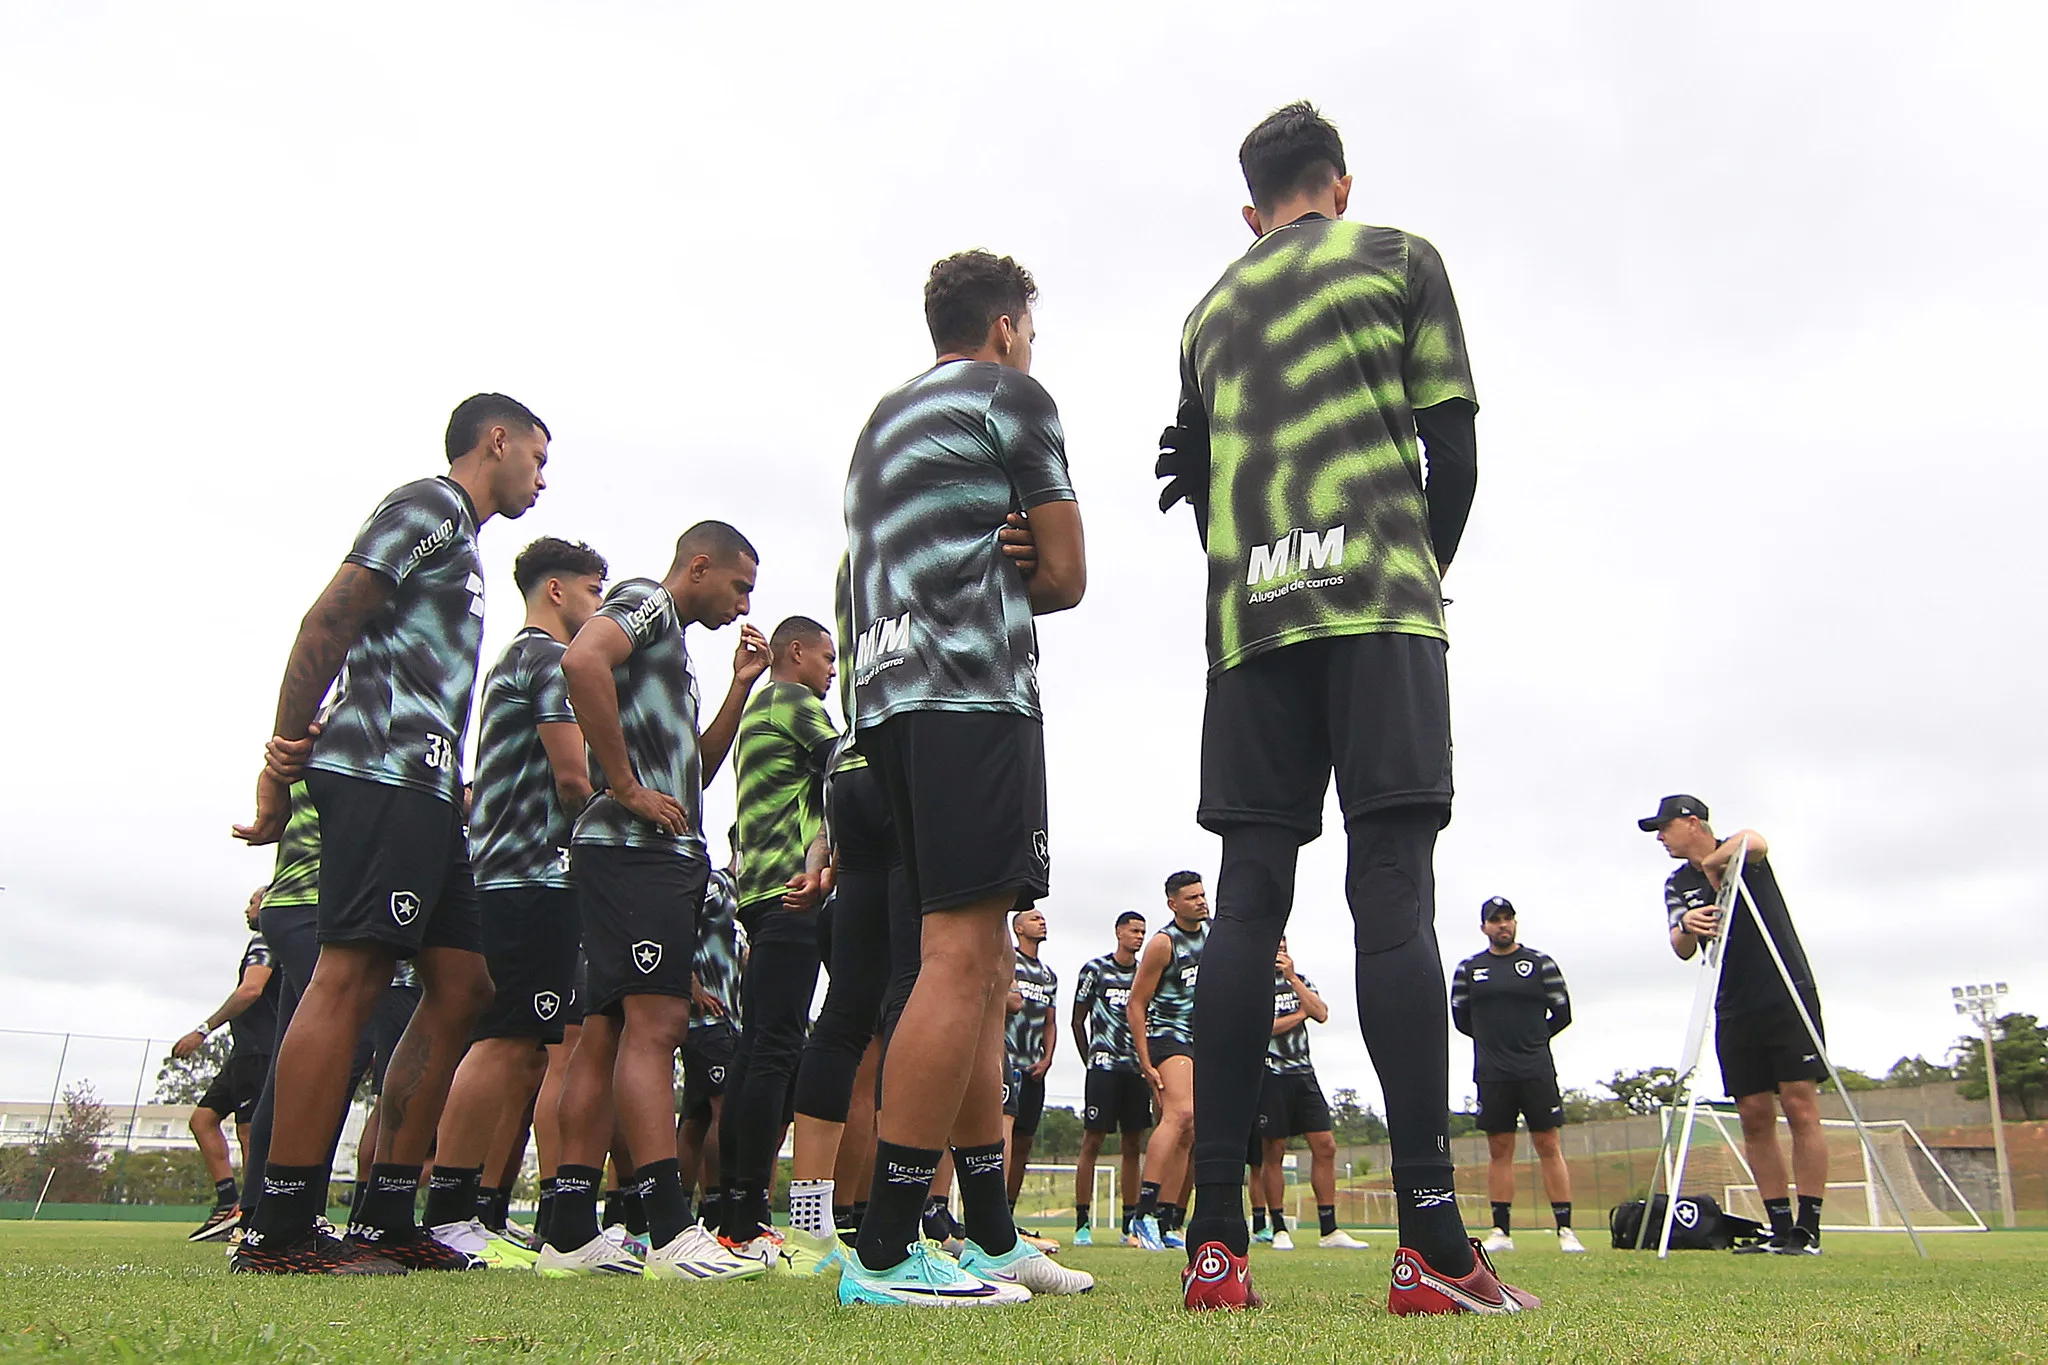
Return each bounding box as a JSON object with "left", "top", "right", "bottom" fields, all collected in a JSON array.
[
  {"left": 1238, "top": 100, "right": 1346, "bottom": 215},
  {"left": 513, "top": 536, "right": 608, "bottom": 597},
  {"left": 924, "top": 250, "right": 1037, "bottom": 355}
]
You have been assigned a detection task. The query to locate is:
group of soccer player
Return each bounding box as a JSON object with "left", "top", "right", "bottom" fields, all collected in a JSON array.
[{"left": 194, "top": 97, "right": 1837, "bottom": 1316}]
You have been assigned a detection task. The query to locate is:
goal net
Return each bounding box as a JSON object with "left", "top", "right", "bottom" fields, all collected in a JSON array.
[{"left": 1665, "top": 1107, "right": 1985, "bottom": 1231}]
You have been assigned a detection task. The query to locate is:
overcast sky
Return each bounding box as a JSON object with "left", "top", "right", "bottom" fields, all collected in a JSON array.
[{"left": 2, "top": 1, "right": 2042, "bottom": 1118}]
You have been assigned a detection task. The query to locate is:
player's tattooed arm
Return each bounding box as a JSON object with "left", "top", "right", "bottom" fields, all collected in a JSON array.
[
  {"left": 564, "top": 616, "right": 687, "bottom": 835},
  {"left": 699, "top": 622, "right": 770, "bottom": 782},
  {"left": 536, "top": 721, "right": 594, "bottom": 815}
]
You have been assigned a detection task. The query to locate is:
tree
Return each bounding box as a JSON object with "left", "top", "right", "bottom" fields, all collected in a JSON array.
[
  {"left": 1327, "top": 1089, "right": 1389, "bottom": 1146},
  {"left": 153, "top": 1034, "right": 232, "bottom": 1105},
  {"left": 1604, "top": 1066, "right": 1680, "bottom": 1115},
  {"left": 1884, "top": 1054, "right": 1955, "bottom": 1088},
  {"left": 1561, "top": 1087, "right": 1625, "bottom": 1123},
  {"left": 1033, "top": 1106, "right": 1084, "bottom": 1163},
  {"left": 36, "top": 1082, "right": 109, "bottom": 1203},
  {"left": 1953, "top": 1012, "right": 2048, "bottom": 1121},
  {"left": 1821, "top": 1067, "right": 1880, "bottom": 1094},
  {"left": 103, "top": 1149, "right": 213, "bottom": 1205}
]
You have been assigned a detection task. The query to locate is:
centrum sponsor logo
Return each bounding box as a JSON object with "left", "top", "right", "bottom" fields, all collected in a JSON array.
[
  {"left": 1245, "top": 524, "right": 1347, "bottom": 602},
  {"left": 622, "top": 588, "right": 670, "bottom": 636},
  {"left": 853, "top": 611, "right": 913, "bottom": 684},
  {"left": 406, "top": 518, "right": 457, "bottom": 570}
]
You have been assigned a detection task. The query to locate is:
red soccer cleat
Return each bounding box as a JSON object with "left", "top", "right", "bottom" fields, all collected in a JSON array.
[
  {"left": 1181, "top": 1241, "right": 1264, "bottom": 1311},
  {"left": 1387, "top": 1240, "right": 1541, "bottom": 1315}
]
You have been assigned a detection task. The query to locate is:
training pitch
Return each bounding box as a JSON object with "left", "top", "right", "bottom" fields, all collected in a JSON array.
[{"left": 2, "top": 1223, "right": 2043, "bottom": 1363}]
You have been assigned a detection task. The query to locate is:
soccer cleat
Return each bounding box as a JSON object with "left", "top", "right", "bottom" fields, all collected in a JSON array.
[
  {"left": 1252, "top": 1226, "right": 1274, "bottom": 1244},
  {"left": 535, "top": 1233, "right": 645, "bottom": 1278},
  {"left": 1319, "top": 1229, "right": 1370, "bottom": 1250},
  {"left": 1018, "top": 1228, "right": 1061, "bottom": 1254},
  {"left": 189, "top": 1205, "right": 241, "bottom": 1243},
  {"left": 1737, "top": 1227, "right": 1823, "bottom": 1256},
  {"left": 781, "top": 1224, "right": 844, "bottom": 1276},
  {"left": 721, "top": 1226, "right": 790, "bottom": 1271},
  {"left": 313, "top": 1216, "right": 345, "bottom": 1241},
  {"left": 1557, "top": 1227, "right": 1587, "bottom": 1254},
  {"left": 604, "top": 1224, "right": 651, "bottom": 1260},
  {"left": 501, "top": 1217, "right": 535, "bottom": 1244},
  {"left": 837, "top": 1240, "right": 1022, "bottom": 1307},
  {"left": 1270, "top": 1228, "right": 1295, "bottom": 1251},
  {"left": 1133, "top": 1214, "right": 1166, "bottom": 1251},
  {"left": 961, "top": 1238, "right": 1094, "bottom": 1295},
  {"left": 645, "top": 1224, "right": 770, "bottom": 1281},
  {"left": 231, "top": 1230, "right": 406, "bottom": 1276},
  {"left": 1387, "top": 1241, "right": 1541, "bottom": 1315},
  {"left": 430, "top": 1218, "right": 538, "bottom": 1269},
  {"left": 1182, "top": 1241, "right": 1262, "bottom": 1311},
  {"left": 1162, "top": 1229, "right": 1186, "bottom": 1250},
  {"left": 1072, "top": 1225, "right": 1094, "bottom": 1247},
  {"left": 350, "top": 1230, "right": 486, "bottom": 1271},
  {"left": 1481, "top": 1227, "right": 1515, "bottom": 1253}
]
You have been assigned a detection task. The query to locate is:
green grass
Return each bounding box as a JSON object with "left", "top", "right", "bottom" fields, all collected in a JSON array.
[{"left": 2, "top": 1223, "right": 2044, "bottom": 1363}]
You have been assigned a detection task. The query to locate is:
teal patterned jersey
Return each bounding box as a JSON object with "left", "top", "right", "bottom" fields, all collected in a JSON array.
[
  {"left": 1005, "top": 949, "right": 1059, "bottom": 1072},
  {"left": 1179, "top": 217, "right": 1475, "bottom": 676},
  {"left": 843, "top": 361, "right": 1074, "bottom": 726},
  {"left": 692, "top": 869, "right": 742, "bottom": 1032},
  {"left": 570, "top": 579, "right": 707, "bottom": 861},
  {"left": 469, "top": 628, "right": 579, "bottom": 889},
  {"left": 1145, "top": 919, "right": 1207, "bottom": 1045},
  {"left": 733, "top": 682, "right": 839, "bottom": 909},
  {"left": 829, "top": 557, "right": 865, "bottom": 774},
  {"left": 266, "top": 781, "right": 321, "bottom": 907},
  {"left": 1266, "top": 970, "right": 1317, "bottom": 1074},
  {"left": 1073, "top": 953, "right": 1139, "bottom": 1074},
  {"left": 308, "top": 476, "right": 485, "bottom": 803}
]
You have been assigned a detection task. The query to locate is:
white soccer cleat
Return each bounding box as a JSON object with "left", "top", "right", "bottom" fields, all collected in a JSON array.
[
  {"left": 1270, "top": 1227, "right": 1294, "bottom": 1251},
  {"left": 1557, "top": 1227, "right": 1587, "bottom": 1253},
  {"left": 961, "top": 1239, "right": 1094, "bottom": 1295},
  {"left": 1480, "top": 1228, "right": 1515, "bottom": 1253},
  {"left": 645, "top": 1224, "right": 769, "bottom": 1281},
  {"left": 535, "top": 1234, "right": 645, "bottom": 1278},
  {"left": 430, "top": 1217, "right": 537, "bottom": 1268},
  {"left": 1318, "top": 1229, "right": 1370, "bottom": 1250}
]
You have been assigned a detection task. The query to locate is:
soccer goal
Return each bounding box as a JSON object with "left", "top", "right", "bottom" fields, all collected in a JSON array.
[
  {"left": 1663, "top": 1106, "right": 1986, "bottom": 1232},
  {"left": 1004, "top": 1163, "right": 1120, "bottom": 1231}
]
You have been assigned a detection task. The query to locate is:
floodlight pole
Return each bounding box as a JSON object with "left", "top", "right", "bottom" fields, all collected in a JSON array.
[{"left": 1953, "top": 985, "right": 2017, "bottom": 1229}]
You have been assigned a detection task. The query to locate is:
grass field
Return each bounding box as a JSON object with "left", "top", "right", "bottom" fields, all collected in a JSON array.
[{"left": 3, "top": 1223, "right": 2044, "bottom": 1363}]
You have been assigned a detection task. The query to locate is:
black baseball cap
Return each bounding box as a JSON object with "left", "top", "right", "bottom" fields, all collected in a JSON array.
[
  {"left": 1114, "top": 910, "right": 1147, "bottom": 929},
  {"left": 1638, "top": 794, "right": 1709, "bottom": 831},
  {"left": 1481, "top": 896, "right": 1515, "bottom": 921}
]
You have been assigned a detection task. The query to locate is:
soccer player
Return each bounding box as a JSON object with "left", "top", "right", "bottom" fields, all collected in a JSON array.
[
  {"left": 1003, "top": 908, "right": 1058, "bottom": 1215},
  {"left": 677, "top": 835, "right": 742, "bottom": 1240},
  {"left": 229, "top": 393, "right": 550, "bottom": 1275},
  {"left": 1128, "top": 873, "right": 1208, "bottom": 1250},
  {"left": 1646, "top": 795, "right": 1828, "bottom": 1255},
  {"left": 837, "top": 249, "right": 1092, "bottom": 1305},
  {"left": 179, "top": 885, "right": 280, "bottom": 1242},
  {"left": 719, "top": 615, "right": 838, "bottom": 1253},
  {"left": 539, "top": 520, "right": 769, "bottom": 1283},
  {"left": 1071, "top": 912, "right": 1152, "bottom": 1247},
  {"left": 1449, "top": 898, "right": 1583, "bottom": 1254},
  {"left": 530, "top": 955, "right": 584, "bottom": 1249},
  {"left": 1257, "top": 939, "right": 1367, "bottom": 1251},
  {"left": 421, "top": 536, "right": 608, "bottom": 1267},
  {"left": 1158, "top": 103, "right": 1534, "bottom": 1313}
]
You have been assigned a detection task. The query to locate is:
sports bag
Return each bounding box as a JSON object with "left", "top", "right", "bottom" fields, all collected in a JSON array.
[{"left": 1609, "top": 1194, "right": 1766, "bottom": 1250}]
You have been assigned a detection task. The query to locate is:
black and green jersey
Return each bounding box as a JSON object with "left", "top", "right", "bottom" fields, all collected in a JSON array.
[
  {"left": 1006, "top": 949, "right": 1059, "bottom": 1072},
  {"left": 309, "top": 477, "right": 486, "bottom": 802},
  {"left": 1146, "top": 919, "right": 1207, "bottom": 1045},
  {"left": 829, "top": 557, "right": 865, "bottom": 774},
  {"left": 843, "top": 361, "right": 1075, "bottom": 725},
  {"left": 266, "top": 781, "right": 321, "bottom": 907},
  {"left": 1266, "top": 970, "right": 1318, "bottom": 1075},
  {"left": 734, "top": 682, "right": 838, "bottom": 909},
  {"left": 469, "top": 628, "right": 579, "bottom": 890},
  {"left": 570, "top": 579, "right": 706, "bottom": 861},
  {"left": 1179, "top": 216, "right": 1475, "bottom": 676},
  {"left": 1073, "top": 952, "right": 1139, "bottom": 1074},
  {"left": 227, "top": 934, "right": 280, "bottom": 1060},
  {"left": 692, "top": 869, "right": 742, "bottom": 1032}
]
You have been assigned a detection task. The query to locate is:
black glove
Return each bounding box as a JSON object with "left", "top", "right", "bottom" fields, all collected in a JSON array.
[{"left": 1155, "top": 420, "right": 1210, "bottom": 521}]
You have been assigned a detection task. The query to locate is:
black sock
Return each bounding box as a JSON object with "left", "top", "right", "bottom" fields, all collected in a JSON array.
[
  {"left": 1552, "top": 1201, "right": 1572, "bottom": 1231},
  {"left": 1186, "top": 1182, "right": 1247, "bottom": 1257},
  {"left": 1491, "top": 1201, "right": 1512, "bottom": 1234},
  {"left": 422, "top": 1165, "right": 481, "bottom": 1229},
  {"left": 534, "top": 1178, "right": 556, "bottom": 1244},
  {"left": 1797, "top": 1195, "right": 1823, "bottom": 1236},
  {"left": 243, "top": 1163, "right": 325, "bottom": 1248},
  {"left": 601, "top": 1187, "right": 626, "bottom": 1229},
  {"left": 352, "top": 1164, "right": 423, "bottom": 1242},
  {"left": 952, "top": 1143, "right": 1016, "bottom": 1255},
  {"left": 1135, "top": 1180, "right": 1162, "bottom": 1219},
  {"left": 347, "top": 1176, "right": 371, "bottom": 1228},
  {"left": 1121, "top": 1204, "right": 1137, "bottom": 1234},
  {"left": 214, "top": 1176, "right": 239, "bottom": 1209},
  {"left": 698, "top": 1187, "right": 724, "bottom": 1233},
  {"left": 1250, "top": 1206, "right": 1266, "bottom": 1234},
  {"left": 856, "top": 1140, "right": 940, "bottom": 1272},
  {"left": 1397, "top": 1175, "right": 1474, "bottom": 1277},
  {"left": 634, "top": 1158, "right": 690, "bottom": 1247},
  {"left": 920, "top": 1194, "right": 952, "bottom": 1242},
  {"left": 1075, "top": 1202, "right": 1091, "bottom": 1232},
  {"left": 484, "top": 1186, "right": 511, "bottom": 1231},
  {"left": 547, "top": 1165, "right": 603, "bottom": 1252},
  {"left": 834, "top": 1203, "right": 859, "bottom": 1234},
  {"left": 624, "top": 1186, "right": 648, "bottom": 1237},
  {"left": 1764, "top": 1196, "right": 1793, "bottom": 1238},
  {"left": 723, "top": 1185, "right": 767, "bottom": 1241},
  {"left": 1319, "top": 1204, "right": 1338, "bottom": 1237}
]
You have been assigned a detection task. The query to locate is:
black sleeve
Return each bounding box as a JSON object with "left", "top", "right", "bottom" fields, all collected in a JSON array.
[
  {"left": 1541, "top": 954, "right": 1572, "bottom": 1036},
  {"left": 1414, "top": 398, "right": 1477, "bottom": 574},
  {"left": 1448, "top": 958, "right": 1474, "bottom": 1037}
]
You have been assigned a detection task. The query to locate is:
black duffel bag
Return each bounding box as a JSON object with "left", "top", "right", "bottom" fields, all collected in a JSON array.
[{"left": 1609, "top": 1194, "right": 1766, "bottom": 1250}]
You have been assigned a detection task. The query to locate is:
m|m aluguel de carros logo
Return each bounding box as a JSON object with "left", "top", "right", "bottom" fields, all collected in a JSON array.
[
  {"left": 853, "top": 611, "right": 912, "bottom": 685},
  {"left": 1245, "top": 524, "right": 1346, "bottom": 603}
]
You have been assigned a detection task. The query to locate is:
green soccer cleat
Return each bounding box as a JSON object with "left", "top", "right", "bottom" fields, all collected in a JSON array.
[
  {"left": 1073, "top": 1225, "right": 1093, "bottom": 1247},
  {"left": 781, "top": 1224, "right": 845, "bottom": 1276}
]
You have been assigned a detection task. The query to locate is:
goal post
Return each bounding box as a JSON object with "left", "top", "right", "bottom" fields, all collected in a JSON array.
[
  {"left": 1004, "top": 1163, "right": 1119, "bottom": 1230},
  {"left": 1705, "top": 1113, "right": 1987, "bottom": 1232}
]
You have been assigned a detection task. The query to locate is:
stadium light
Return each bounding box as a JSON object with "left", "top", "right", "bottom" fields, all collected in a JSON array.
[{"left": 1950, "top": 981, "right": 2016, "bottom": 1228}]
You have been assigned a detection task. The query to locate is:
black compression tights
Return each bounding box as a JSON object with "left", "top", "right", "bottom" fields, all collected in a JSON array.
[
  {"left": 1189, "top": 811, "right": 1462, "bottom": 1264},
  {"left": 719, "top": 936, "right": 822, "bottom": 1197},
  {"left": 791, "top": 864, "right": 898, "bottom": 1123}
]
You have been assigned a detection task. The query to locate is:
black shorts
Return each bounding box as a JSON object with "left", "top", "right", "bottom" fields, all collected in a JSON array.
[
  {"left": 307, "top": 770, "right": 482, "bottom": 954},
  {"left": 196, "top": 1051, "right": 269, "bottom": 1124},
  {"left": 827, "top": 761, "right": 900, "bottom": 876},
  {"left": 366, "top": 984, "right": 421, "bottom": 1094},
  {"left": 562, "top": 954, "right": 588, "bottom": 1029},
  {"left": 1148, "top": 1035, "right": 1194, "bottom": 1067},
  {"left": 1002, "top": 1070, "right": 1046, "bottom": 1136},
  {"left": 573, "top": 844, "right": 707, "bottom": 1015},
  {"left": 1198, "top": 633, "right": 1453, "bottom": 839},
  {"left": 1083, "top": 1068, "right": 1153, "bottom": 1134},
  {"left": 862, "top": 711, "right": 1049, "bottom": 913},
  {"left": 1476, "top": 1073, "right": 1564, "bottom": 1134},
  {"left": 1717, "top": 1001, "right": 1826, "bottom": 1100},
  {"left": 473, "top": 886, "right": 582, "bottom": 1044},
  {"left": 681, "top": 1020, "right": 736, "bottom": 1120},
  {"left": 1258, "top": 1070, "right": 1334, "bottom": 1139}
]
